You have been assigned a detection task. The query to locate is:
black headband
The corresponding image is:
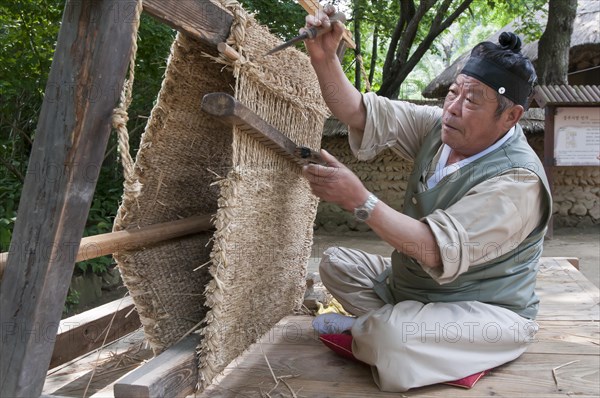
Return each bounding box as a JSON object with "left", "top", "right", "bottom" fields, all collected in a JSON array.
[{"left": 460, "top": 57, "right": 531, "bottom": 107}]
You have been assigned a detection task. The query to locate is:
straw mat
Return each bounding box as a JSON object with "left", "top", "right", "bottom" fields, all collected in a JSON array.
[{"left": 113, "top": 4, "right": 328, "bottom": 390}]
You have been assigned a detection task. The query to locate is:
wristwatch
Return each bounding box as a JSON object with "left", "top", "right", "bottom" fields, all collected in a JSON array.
[{"left": 354, "top": 193, "right": 379, "bottom": 222}]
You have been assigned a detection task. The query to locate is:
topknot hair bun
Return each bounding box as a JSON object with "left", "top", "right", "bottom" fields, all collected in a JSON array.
[{"left": 499, "top": 32, "right": 522, "bottom": 53}]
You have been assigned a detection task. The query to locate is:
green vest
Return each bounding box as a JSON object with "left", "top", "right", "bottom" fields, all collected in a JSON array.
[{"left": 377, "top": 121, "right": 551, "bottom": 319}]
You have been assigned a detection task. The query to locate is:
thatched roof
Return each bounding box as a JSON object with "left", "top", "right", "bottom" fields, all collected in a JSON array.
[
  {"left": 422, "top": 0, "right": 600, "bottom": 99},
  {"left": 322, "top": 106, "right": 545, "bottom": 138}
]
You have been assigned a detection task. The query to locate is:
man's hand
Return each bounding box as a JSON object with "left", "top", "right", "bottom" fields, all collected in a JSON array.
[
  {"left": 305, "top": 152, "right": 443, "bottom": 269},
  {"left": 303, "top": 5, "right": 345, "bottom": 65},
  {"left": 302, "top": 149, "right": 370, "bottom": 212}
]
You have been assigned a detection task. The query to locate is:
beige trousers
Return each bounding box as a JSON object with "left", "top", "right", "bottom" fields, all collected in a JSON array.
[{"left": 319, "top": 246, "right": 538, "bottom": 392}]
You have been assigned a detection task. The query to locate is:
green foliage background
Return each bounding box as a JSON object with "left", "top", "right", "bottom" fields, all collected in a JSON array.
[{"left": 0, "top": 1, "right": 175, "bottom": 281}]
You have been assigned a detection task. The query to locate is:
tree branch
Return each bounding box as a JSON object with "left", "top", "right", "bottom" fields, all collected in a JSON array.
[
  {"left": 384, "top": 0, "right": 414, "bottom": 75},
  {"left": 431, "top": 0, "right": 454, "bottom": 29},
  {"left": 381, "top": 0, "right": 475, "bottom": 98},
  {"left": 0, "top": 157, "right": 24, "bottom": 183},
  {"left": 18, "top": 8, "right": 44, "bottom": 75},
  {"left": 369, "top": 25, "right": 379, "bottom": 85},
  {"left": 381, "top": 0, "right": 432, "bottom": 95},
  {"left": 438, "top": 0, "right": 475, "bottom": 34},
  {"left": 396, "top": 0, "right": 435, "bottom": 65},
  {"left": 354, "top": 0, "right": 362, "bottom": 91}
]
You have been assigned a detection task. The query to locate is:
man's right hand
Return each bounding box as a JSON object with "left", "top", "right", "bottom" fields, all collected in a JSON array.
[
  {"left": 303, "top": 4, "right": 345, "bottom": 65},
  {"left": 301, "top": 5, "right": 366, "bottom": 133}
]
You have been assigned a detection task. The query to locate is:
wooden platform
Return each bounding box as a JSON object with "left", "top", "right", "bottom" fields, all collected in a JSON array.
[
  {"left": 199, "top": 258, "right": 599, "bottom": 397},
  {"left": 43, "top": 258, "right": 599, "bottom": 397}
]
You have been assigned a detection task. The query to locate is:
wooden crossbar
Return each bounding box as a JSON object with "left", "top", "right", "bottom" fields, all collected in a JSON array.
[{"left": 0, "top": 214, "right": 213, "bottom": 280}]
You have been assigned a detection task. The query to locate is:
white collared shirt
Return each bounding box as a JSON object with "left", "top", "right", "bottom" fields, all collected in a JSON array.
[{"left": 426, "top": 126, "right": 515, "bottom": 189}]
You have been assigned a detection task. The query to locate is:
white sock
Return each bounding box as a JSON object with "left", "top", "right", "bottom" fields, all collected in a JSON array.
[{"left": 312, "top": 313, "right": 356, "bottom": 335}]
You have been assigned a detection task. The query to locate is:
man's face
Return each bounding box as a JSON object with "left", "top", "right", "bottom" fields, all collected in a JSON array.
[{"left": 442, "top": 74, "right": 511, "bottom": 158}]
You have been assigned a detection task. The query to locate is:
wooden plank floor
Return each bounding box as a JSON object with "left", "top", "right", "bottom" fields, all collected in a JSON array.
[
  {"left": 43, "top": 258, "right": 599, "bottom": 397},
  {"left": 199, "top": 258, "right": 600, "bottom": 397}
]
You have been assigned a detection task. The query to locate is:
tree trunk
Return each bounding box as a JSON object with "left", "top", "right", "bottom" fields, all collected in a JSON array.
[
  {"left": 537, "top": 0, "right": 577, "bottom": 85},
  {"left": 369, "top": 25, "right": 379, "bottom": 86},
  {"left": 354, "top": 0, "right": 362, "bottom": 91}
]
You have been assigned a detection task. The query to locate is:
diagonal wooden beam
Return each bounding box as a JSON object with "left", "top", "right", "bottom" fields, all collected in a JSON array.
[
  {"left": 0, "top": 1, "right": 139, "bottom": 396},
  {"left": 142, "top": 0, "right": 233, "bottom": 46}
]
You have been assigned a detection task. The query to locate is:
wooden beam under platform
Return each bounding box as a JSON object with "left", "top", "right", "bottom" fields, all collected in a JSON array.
[
  {"left": 113, "top": 335, "right": 199, "bottom": 398},
  {"left": 50, "top": 296, "right": 141, "bottom": 369}
]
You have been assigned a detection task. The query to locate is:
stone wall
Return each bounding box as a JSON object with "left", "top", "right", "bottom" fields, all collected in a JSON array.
[
  {"left": 527, "top": 134, "right": 600, "bottom": 227},
  {"left": 316, "top": 133, "right": 600, "bottom": 231}
]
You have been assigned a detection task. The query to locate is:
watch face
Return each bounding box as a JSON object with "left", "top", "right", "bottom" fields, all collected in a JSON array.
[{"left": 355, "top": 209, "right": 369, "bottom": 221}]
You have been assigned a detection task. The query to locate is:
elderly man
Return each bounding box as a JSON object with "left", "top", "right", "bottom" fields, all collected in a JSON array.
[{"left": 301, "top": 6, "right": 552, "bottom": 392}]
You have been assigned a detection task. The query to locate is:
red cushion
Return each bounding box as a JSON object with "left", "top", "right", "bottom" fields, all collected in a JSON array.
[
  {"left": 444, "top": 369, "right": 490, "bottom": 389},
  {"left": 318, "top": 334, "right": 358, "bottom": 361}
]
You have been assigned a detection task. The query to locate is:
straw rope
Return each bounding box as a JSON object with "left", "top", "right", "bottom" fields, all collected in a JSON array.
[
  {"left": 112, "top": 0, "right": 143, "bottom": 220},
  {"left": 215, "top": 0, "right": 251, "bottom": 86},
  {"left": 356, "top": 52, "right": 372, "bottom": 92}
]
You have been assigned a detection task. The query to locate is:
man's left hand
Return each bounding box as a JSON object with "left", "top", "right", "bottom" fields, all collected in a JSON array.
[{"left": 302, "top": 149, "right": 370, "bottom": 212}]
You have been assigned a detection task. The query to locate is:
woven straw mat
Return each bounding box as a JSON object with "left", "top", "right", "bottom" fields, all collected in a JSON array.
[{"left": 113, "top": 14, "right": 329, "bottom": 390}]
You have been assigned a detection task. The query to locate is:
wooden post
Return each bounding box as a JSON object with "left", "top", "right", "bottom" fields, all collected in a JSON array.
[
  {"left": 0, "top": 1, "right": 138, "bottom": 396},
  {"left": 544, "top": 105, "right": 556, "bottom": 238}
]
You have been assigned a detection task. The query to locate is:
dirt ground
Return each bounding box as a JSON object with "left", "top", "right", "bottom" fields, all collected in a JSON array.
[{"left": 310, "top": 225, "right": 600, "bottom": 288}]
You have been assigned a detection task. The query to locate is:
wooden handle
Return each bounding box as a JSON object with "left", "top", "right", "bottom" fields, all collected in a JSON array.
[
  {"left": 202, "top": 92, "right": 313, "bottom": 166},
  {"left": 305, "top": 12, "right": 347, "bottom": 39},
  {"left": 297, "top": 0, "right": 356, "bottom": 49},
  {"left": 0, "top": 214, "right": 214, "bottom": 280},
  {"left": 217, "top": 42, "right": 240, "bottom": 61}
]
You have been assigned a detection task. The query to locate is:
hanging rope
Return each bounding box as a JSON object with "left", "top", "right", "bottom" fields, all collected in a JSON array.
[
  {"left": 355, "top": 52, "right": 371, "bottom": 92},
  {"left": 216, "top": 0, "right": 251, "bottom": 83},
  {"left": 112, "top": 0, "right": 144, "bottom": 198}
]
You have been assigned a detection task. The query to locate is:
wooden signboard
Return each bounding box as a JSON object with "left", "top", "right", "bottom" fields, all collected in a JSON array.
[{"left": 553, "top": 107, "right": 600, "bottom": 166}]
